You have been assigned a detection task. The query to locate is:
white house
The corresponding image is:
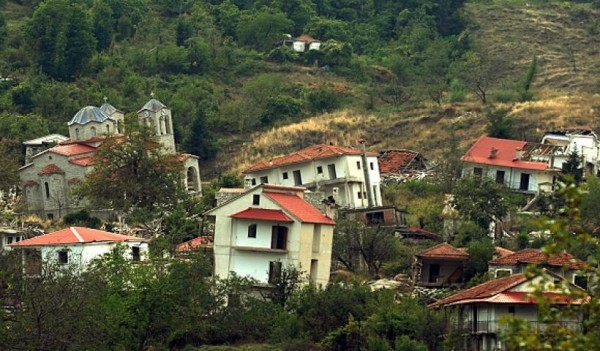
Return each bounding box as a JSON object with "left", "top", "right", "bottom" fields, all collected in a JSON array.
[
  {"left": 430, "top": 272, "right": 588, "bottom": 351},
  {"left": 243, "top": 144, "right": 383, "bottom": 209},
  {"left": 291, "top": 34, "right": 321, "bottom": 52},
  {"left": 462, "top": 136, "right": 560, "bottom": 193},
  {"left": 0, "top": 227, "right": 23, "bottom": 251},
  {"left": 7, "top": 227, "right": 148, "bottom": 274},
  {"left": 205, "top": 184, "right": 335, "bottom": 286},
  {"left": 541, "top": 127, "right": 600, "bottom": 175}
]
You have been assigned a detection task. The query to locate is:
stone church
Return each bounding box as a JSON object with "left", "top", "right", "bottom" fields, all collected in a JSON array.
[{"left": 19, "top": 96, "right": 202, "bottom": 220}]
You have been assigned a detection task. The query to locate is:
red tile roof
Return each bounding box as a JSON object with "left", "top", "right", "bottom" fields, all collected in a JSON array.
[
  {"left": 59, "top": 136, "right": 106, "bottom": 145},
  {"left": 489, "top": 248, "right": 583, "bottom": 270},
  {"left": 429, "top": 274, "right": 528, "bottom": 308},
  {"left": 175, "top": 236, "right": 214, "bottom": 252},
  {"left": 49, "top": 143, "right": 96, "bottom": 157},
  {"left": 67, "top": 178, "right": 81, "bottom": 185},
  {"left": 38, "top": 164, "right": 65, "bottom": 176},
  {"left": 462, "top": 136, "right": 549, "bottom": 171},
  {"left": 23, "top": 180, "right": 38, "bottom": 187},
  {"left": 244, "top": 144, "right": 377, "bottom": 173},
  {"left": 231, "top": 208, "right": 294, "bottom": 222},
  {"left": 69, "top": 157, "right": 95, "bottom": 167},
  {"left": 264, "top": 191, "right": 335, "bottom": 225},
  {"left": 416, "top": 243, "right": 469, "bottom": 259},
  {"left": 495, "top": 246, "right": 515, "bottom": 258},
  {"left": 378, "top": 149, "right": 421, "bottom": 174},
  {"left": 8, "top": 227, "right": 145, "bottom": 247},
  {"left": 295, "top": 34, "right": 319, "bottom": 43}
]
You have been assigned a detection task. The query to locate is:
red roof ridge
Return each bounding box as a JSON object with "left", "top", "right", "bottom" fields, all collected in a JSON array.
[
  {"left": 8, "top": 226, "right": 146, "bottom": 247},
  {"left": 264, "top": 191, "right": 335, "bottom": 225},
  {"left": 38, "top": 164, "right": 65, "bottom": 176}
]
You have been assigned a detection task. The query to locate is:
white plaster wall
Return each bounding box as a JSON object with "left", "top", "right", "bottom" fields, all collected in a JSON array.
[
  {"left": 462, "top": 163, "right": 555, "bottom": 192},
  {"left": 40, "top": 241, "right": 148, "bottom": 270}
]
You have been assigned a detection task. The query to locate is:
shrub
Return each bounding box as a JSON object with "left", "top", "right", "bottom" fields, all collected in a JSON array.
[
  {"left": 447, "top": 78, "right": 467, "bottom": 102},
  {"left": 267, "top": 46, "right": 299, "bottom": 63},
  {"left": 63, "top": 209, "right": 102, "bottom": 228},
  {"left": 305, "top": 85, "right": 344, "bottom": 114}
]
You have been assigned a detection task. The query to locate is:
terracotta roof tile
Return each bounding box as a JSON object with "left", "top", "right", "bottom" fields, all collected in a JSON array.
[
  {"left": 8, "top": 227, "right": 146, "bottom": 247},
  {"left": 264, "top": 191, "right": 335, "bottom": 225},
  {"left": 23, "top": 180, "right": 38, "bottom": 187},
  {"left": 429, "top": 274, "right": 528, "bottom": 308},
  {"left": 244, "top": 144, "right": 377, "bottom": 173},
  {"left": 175, "top": 236, "right": 213, "bottom": 252},
  {"left": 69, "top": 157, "right": 95, "bottom": 167},
  {"left": 231, "top": 208, "right": 294, "bottom": 222},
  {"left": 378, "top": 149, "right": 420, "bottom": 174},
  {"left": 38, "top": 164, "right": 65, "bottom": 176},
  {"left": 462, "top": 136, "right": 549, "bottom": 171},
  {"left": 49, "top": 143, "right": 96, "bottom": 157},
  {"left": 489, "top": 248, "right": 583, "bottom": 270},
  {"left": 495, "top": 246, "right": 515, "bottom": 258},
  {"left": 416, "top": 243, "right": 469, "bottom": 259},
  {"left": 295, "top": 34, "right": 319, "bottom": 43},
  {"left": 67, "top": 178, "right": 81, "bottom": 185}
]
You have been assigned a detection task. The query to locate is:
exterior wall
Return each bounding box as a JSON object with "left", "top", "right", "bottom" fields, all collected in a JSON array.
[
  {"left": 20, "top": 153, "right": 92, "bottom": 219},
  {"left": 69, "top": 120, "right": 117, "bottom": 141},
  {"left": 245, "top": 154, "right": 382, "bottom": 208},
  {"left": 418, "top": 259, "right": 464, "bottom": 286},
  {"left": 138, "top": 107, "right": 176, "bottom": 155},
  {"left": 462, "top": 162, "right": 555, "bottom": 193},
  {"left": 183, "top": 157, "right": 202, "bottom": 195},
  {"left": 209, "top": 187, "right": 334, "bottom": 286}
]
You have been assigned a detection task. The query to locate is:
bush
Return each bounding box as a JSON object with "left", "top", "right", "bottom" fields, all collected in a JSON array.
[
  {"left": 62, "top": 209, "right": 102, "bottom": 228},
  {"left": 261, "top": 95, "right": 304, "bottom": 125},
  {"left": 267, "top": 46, "right": 299, "bottom": 63},
  {"left": 447, "top": 78, "right": 466, "bottom": 102},
  {"left": 305, "top": 85, "right": 344, "bottom": 114}
]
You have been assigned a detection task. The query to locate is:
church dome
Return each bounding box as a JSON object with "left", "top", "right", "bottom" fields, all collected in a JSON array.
[
  {"left": 138, "top": 98, "right": 166, "bottom": 113},
  {"left": 68, "top": 106, "right": 112, "bottom": 126}
]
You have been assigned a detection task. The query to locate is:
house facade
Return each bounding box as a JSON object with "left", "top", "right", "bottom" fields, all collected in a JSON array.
[
  {"left": 414, "top": 243, "right": 469, "bottom": 288},
  {"left": 541, "top": 127, "right": 600, "bottom": 175},
  {"left": 7, "top": 227, "right": 148, "bottom": 274},
  {"left": 19, "top": 97, "right": 202, "bottom": 220},
  {"left": 243, "top": 144, "right": 383, "bottom": 209},
  {"left": 462, "top": 136, "right": 560, "bottom": 193},
  {"left": 205, "top": 184, "right": 335, "bottom": 286},
  {"left": 430, "top": 273, "right": 587, "bottom": 351}
]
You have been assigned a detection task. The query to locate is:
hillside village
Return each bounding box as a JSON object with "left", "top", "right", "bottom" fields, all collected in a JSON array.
[{"left": 2, "top": 0, "right": 600, "bottom": 350}]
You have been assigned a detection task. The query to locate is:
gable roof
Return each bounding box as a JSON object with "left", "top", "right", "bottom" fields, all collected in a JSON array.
[
  {"left": 495, "top": 246, "right": 515, "bottom": 258},
  {"left": 415, "top": 243, "right": 469, "bottom": 259},
  {"left": 38, "top": 164, "right": 65, "bottom": 176},
  {"left": 264, "top": 190, "right": 335, "bottom": 225},
  {"left": 462, "top": 136, "right": 550, "bottom": 171},
  {"left": 8, "top": 227, "right": 145, "bottom": 247},
  {"left": 231, "top": 208, "right": 293, "bottom": 222},
  {"left": 175, "top": 236, "right": 214, "bottom": 252},
  {"left": 489, "top": 248, "right": 583, "bottom": 270},
  {"left": 48, "top": 143, "right": 97, "bottom": 157},
  {"left": 429, "top": 274, "right": 529, "bottom": 308},
  {"left": 244, "top": 144, "right": 377, "bottom": 173},
  {"left": 295, "top": 34, "right": 319, "bottom": 43},
  {"left": 69, "top": 157, "right": 95, "bottom": 167},
  {"left": 378, "top": 149, "right": 425, "bottom": 174}
]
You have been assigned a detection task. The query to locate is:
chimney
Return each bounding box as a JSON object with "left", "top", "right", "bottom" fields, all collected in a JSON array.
[
  {"left": 489, "top": 147, "right": 498, "bottom": 159},
  {"left": 359, "top": 139, "right": 375, "bottom": 208}
]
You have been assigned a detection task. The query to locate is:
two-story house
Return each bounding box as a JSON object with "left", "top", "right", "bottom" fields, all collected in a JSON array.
[
  {"left": 243, "top": 144, "right": 382, "bottom": 209},
  {"left": 205, "top": 184, "right": 335, "bottom": 286},
  {"left": 462, "top": 136, "right": 561, "bottom": 193},
  {"left": 430, "top": 272, "right": 588, "bottom": 351}
]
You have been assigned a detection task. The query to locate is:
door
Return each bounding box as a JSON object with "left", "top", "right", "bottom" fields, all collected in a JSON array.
[
  {"left": 328, "top": 164, "right": 337, "bottom": 179},
  {"left": 495, "top": 170, "right": 505, "bottom": 184},
  {"left": 293, "top": 170, "right": 302, "bottom": 185},
  {"left": 519, "top": 173, "right": 530, "bottom": 191},
  {"left": 428, "top": 264, "right": 440, "bottom": 283}
]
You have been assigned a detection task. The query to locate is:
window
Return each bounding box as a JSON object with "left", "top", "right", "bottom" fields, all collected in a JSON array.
[
  {"left": 248, "top": 224, "right": 257, "bottom": 238},
  {"left": 369, "top": 162, "right": 374, "bottom": 170},
  {"left": 496, "top": 170, "right": 505, "bottom": 184},
  {"left": 252, "top": 194, "right": 260, "bottom": 205},
  {"left": 47, "top": 213, "right": 54, "bottom": 221},
  {"left": 357, "top": 191, "right": 362, "bottom": 199},
  {"left": 574, "top": 275, "right": 588, "bottom": 290},
  {"left": 271, "top": 225, "right": 288, "bottom": 250},
  {"left": 58, "top": 250, "right": 69, "bottom": 264},
  {"left": 44, "top": 182, "right": 50, "bottom": 199},
  {"left": 282, "top": 172, "right": 288, "bottom": 180},
  {"left": 260, "top": 176, "right": 268, "bottom": 184},
  {"left": 131, "top": 246, "right": 141, "bottom": 261},
  {"left": 75, "top": 128, "right": 80, "bottom": 140},
  {"left": 293, "top": 170, "right": 302, "bottom": 185},
  {"left": 495, "top": 269, "right": 512, "bottom": 278},
  {"left": 357, "top": 161, "right": 361, "bottom": 170},
  {"left": 251, "top": 178, "right": 257, "bottom": 186},
  {"left": 474, "top": 167, "right": 483, "bottom": 177},
  {"left": 366, "top": 211, "right": 384, "bottom": 225},
  {"left": 508, "top": 306, "right": 516, "bottom": 314},
  {"left": 7, "top": 236, "right": 13, "bottom": 244},
  {"left": 268, "top": 261, "right": 282, "bottom": 284},
  {"left": 48, "top": 155, "right": 52, "bottom": 160},
  {"left": 317, "top": 166, "right": 323, "bottom": 174},
  {"left": 328, "top": 164, "right": 337, "bottom": 179},
  {"left": 90, "top": 126, "right": 97, "bottom": 137},
  {"left": 106, "top": 125, "right": 110, "bottom": 134}
]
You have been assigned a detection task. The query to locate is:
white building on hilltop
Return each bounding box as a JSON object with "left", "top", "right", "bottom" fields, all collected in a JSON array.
[
  {"left": 205, "top": 184, "right": 335, "bottom": 287},
  {"left": 243, "top": 143, "right": 382, "bottom": 209}
]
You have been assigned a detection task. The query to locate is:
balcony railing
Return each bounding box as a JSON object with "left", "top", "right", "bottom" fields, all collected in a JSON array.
[{"left": 459, "top": 320, "right": 581, "bottom": 334}]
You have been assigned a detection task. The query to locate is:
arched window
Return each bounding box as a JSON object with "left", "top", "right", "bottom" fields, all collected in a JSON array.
[
  {"left": 106, "top": 124, "right": 110, "bottom": 134},
  {"left": 186, "top": 167, "right": 199, "bottom": 193},
  {"left": 75, "top": 128, "right": 80, "bottom": 140},
  {"left": 248, "top": 224, "right": 257, "bottom": 238},
  {"left": 160, "top": 116, "right": 166, "bottom": 135},
  {"left": 90, "top": 126, "right": 97, "bottom": 137},
  {"left": 165, "top": 116, "right": 171, "bottom": 134},
  {"left": 44, "top": 182, "right": 50, "bottom": 199}
]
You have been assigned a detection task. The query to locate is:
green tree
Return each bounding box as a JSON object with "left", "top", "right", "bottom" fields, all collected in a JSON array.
[
  {"left": 27, "top": 0, "right": 97, "bottom": 80},
  {"left": 236, "top": 8, "right": 293, "bottom": 51},
  {"left": 452, "top": 176, "right": 509, "bottom": 230},
  {"left": 450, "top": 50, "right": 496, "bottom": 104},
  {"left": 79, "top": 122, "right": 183, "bottom": 214},
  {"left": 486, "top": 108, "right": 516, "bottom": 139},
  {"left": 562, "top": 150, "right": 583, "bottom": 184},
  {"left": 0, "top": 139, "right": 19, "bottom": 191},
  {"left": 182, "top": 106, "right": 218, "bottom": 160},
  {"left": 91, "top": 0, "right": 114, "bottom": 51},
  {"left": 279, "top": 0, "right": 316, "bottom": 35},
  {"left": 463, "top": 238, "right": 495, "bottom": 281}
]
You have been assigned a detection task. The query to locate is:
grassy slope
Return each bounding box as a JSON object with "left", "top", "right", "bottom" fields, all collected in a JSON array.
[{"left": 210, "top": 1, "right": 600, "bottom": 176}]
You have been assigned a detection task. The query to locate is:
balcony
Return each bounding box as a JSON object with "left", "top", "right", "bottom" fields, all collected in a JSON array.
[
  {"left": 232, "top": 246, "right": 287, "bottom": 254},
  {"left": 459, "top": 320, "right": 582, "bottom": 334}
]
